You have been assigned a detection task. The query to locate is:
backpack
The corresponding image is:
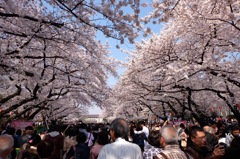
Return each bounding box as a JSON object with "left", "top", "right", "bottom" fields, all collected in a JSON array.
[{"left": 72, "top": 144, "right": 89, "bottom": 159}]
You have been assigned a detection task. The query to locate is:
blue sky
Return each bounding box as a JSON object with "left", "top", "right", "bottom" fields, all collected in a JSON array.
[
  {"left": 88, "top": 32, "right": 164, "bottom": 115},
  {"left": 88, "top": 4, "right": 165, "bottom": 114}
]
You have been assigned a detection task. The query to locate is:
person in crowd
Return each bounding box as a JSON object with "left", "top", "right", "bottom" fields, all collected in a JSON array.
[
  {"left": 222, "top": 136, "right": 240, "bottom": 159},
  {"left": 142, "top": 122, "right": 150, "bottom": 138},
  {"left": 133, "top": 123, "right": 147, "bottom": 152},
  {"left": 66, "top": 132, "right": 90, "bottom": 159},
  {"left": 128, "top": 124, "right": 135, "bottom": 142},
  {"left": 185, "top": 126, "right": 225, "bottom": 159},
  {"left": 18, "top": 126, "right": 34, "bottom": 148},
  {"left": 44, "top": 125, "right": 64, "bottom": 159},
  {"left": 78, "top": 123, "right": 88, "bottom": 137},
  {"left": 210, "top": 123, "right": 219, "bottom": 138},
  {"left": 0, "top": 134, "right": 14, "bottom": 159},
  {"left": 178, "top": 124, "right": 188, "bottom": 150},
  {"left": 86, "top": 126, "right": 95, "bottom": 148},
  {"left": 225, "top": 125, "right": 239, "bottom": 147},
  {"left": 90, "top": 131, "right": 109, "bottom": 159},
  {"left": 216, "top": 122, "right": 228, "bottom": 139},
  {"left": 37, "top": 140, "right": 54, "bottom": 159},
  {"left": 15, "top": 129, "right": 22, "bottom": 155},
  {"left": 98, "top": 118, "right": 143, "bottom": 159},
  {"left": 203, "top": 126, "right": 218, "bottom": 150},
  {"left": 151, "top": 123, "right": 161, "bottom": 131},
  {"left": 178, "top": 123, "right": 186, "bottom": 136},
  {"left": 17, "top": 134, "right": 41, "bottom": 159},
  {"left": 135, "top": 121, "right": 150, "bottom": 148},
  {"left": 91, "top": 125, "right": 100, "bottom": 144},
  {"left": 143, "top": 130, "right": 162, "bottom": 159},
  {"left": 15, "top": 129, "right": 22, "bottom": 140},
  {"left": 39, "top": 128, "right": 47, "bottom": 140},
  {"left": 63, "top": 126, "right": 78, "bottom": 159},
  {"left": 5, "top": 126, "right": 18, "bottom": 159},
  {"left": 155, "top": 125, "right": 189, "bottom": 159}
]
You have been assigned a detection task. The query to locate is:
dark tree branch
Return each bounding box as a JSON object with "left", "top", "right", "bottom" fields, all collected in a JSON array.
[
  {"left": 0, "top": 12, "right": 64, "bottom": 28},
  {"left": 0, "top": 85, "right": 21, "bottom": 105}
]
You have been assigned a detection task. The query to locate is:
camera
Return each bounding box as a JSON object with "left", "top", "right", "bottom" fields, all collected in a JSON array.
[{"left": 218, "top": 142, "right": 228, "bottom": 152}]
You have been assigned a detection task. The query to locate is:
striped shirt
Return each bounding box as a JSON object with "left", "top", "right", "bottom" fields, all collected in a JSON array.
[{"left": 155, "top": 144, "right": 190, "bottom": 159}]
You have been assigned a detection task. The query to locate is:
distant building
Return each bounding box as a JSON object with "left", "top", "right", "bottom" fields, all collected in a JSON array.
[{"left": 81, "top": 114, "right": 103, "bottom": 123}]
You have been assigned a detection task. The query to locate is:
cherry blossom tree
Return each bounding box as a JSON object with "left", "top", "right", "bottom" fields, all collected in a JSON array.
[
  {"left": 105, "top": 0, "right": 240, "bottom": 125},
  {"left": 1, "top": 0, "right": 143, "bottom": 123},
  {"left": 1, "top": 0, "right": 240, "bottom": 125}
]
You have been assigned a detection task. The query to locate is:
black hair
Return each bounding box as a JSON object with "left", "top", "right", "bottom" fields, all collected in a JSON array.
[
  {"left": 79, "top": 123, "right": 87, "bottom": 129},
  {"left": 148, "top": 130, "right": 161, "bottom": 147},
  {"left": 49, "top": 125, "right": 60, "bottom": 132},
  {"left": 86, "top": 126, "right": 91, "bottom": 132},
  {"left": 180, "top": 123, "right": 185, "bottom": 129},
  {"left": 189, "top": 126, "right": 204, "bottom": 138},
  {"left": 97, "top": 131, "right": 109, "bottom": 145},
  {"left": 6, "top": 127, "right": 15, "bottom": 135},
  {"left": 231, "top": 125, "right": 239, "bottom": 131},
  {"left": 16, "top": 129, "right": 22, "bottom": 136},
  {"left": 76, "top": 132, "right": 87, "bottom": 143},
  {"left": 136, "top": 123, "right": 143, "bottom": 131},
  {"left": 65, "top": 126, "right": 77, "bottom": 138}
]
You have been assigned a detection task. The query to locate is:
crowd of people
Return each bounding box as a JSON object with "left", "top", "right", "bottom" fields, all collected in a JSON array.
[{"left": 0, "top": 117, "right": 239, "bottom": 159}]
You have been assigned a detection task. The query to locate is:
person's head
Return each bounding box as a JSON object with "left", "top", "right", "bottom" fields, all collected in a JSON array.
[
  {"left": 76, "top": 132, "right": 87, "bottom": 143},
  {"left": 231, "top": 126, "right": 240, "bottom": 138},
  {"left": 110, "top": 118, "right": 129, "bottom": 141},
  {"left": 211, "top": 124, "right": 218, "bottom": 134},
  {"left": 79, "top": 123, "right": 87, "bottom": 129},
  {"left": 49, "top": 125, "right": 60, "bottom": 133},
  {"left": 37, "top": 140, "right": 54, "bottom": 158},
  {"left": 160, "top": 125, "right": 178, "bottom": 148},
  {"left": 139, "top": 121, "right": 146, "bottom": 126},
  {"left": 25, "top": 126, "right": 34, "bottom": 135},
  {"left": 16, "top": 129, "right": 22, "bottom": 136},
  {"left": 203, "top": 126, "right": 210, "bottom": 132},
  {"left": 97, "top": 131, "right": 109, "bottom": 145},
  {"left": 100, "top": 125, "right": 110, "bottom": 134},
  {"left": 5, "top": 127, "right": 15, "bottom": 135},
  {"left": 189, "top": 126, "right": 206, "bottom": 148},
  {"left": 148, "top": 130, "right": 161, "bottom": 148},
  {"left": 65, "top": 126, "right": 77, "bottom": 138},
  {"left": 180, "top": 123, "right": 185, "bottom": 129},
  {"left": 136, "top": 123, "right": 143, "bottom": 131},
  {"left": 86, "top": 126, "right": 92, "bottom": 133},
  {"left": 204, "top": 125, "right": 215, "bottom": 134},
  {"left": 0, "top": 134, "right": 14, "bottom": 159}
]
